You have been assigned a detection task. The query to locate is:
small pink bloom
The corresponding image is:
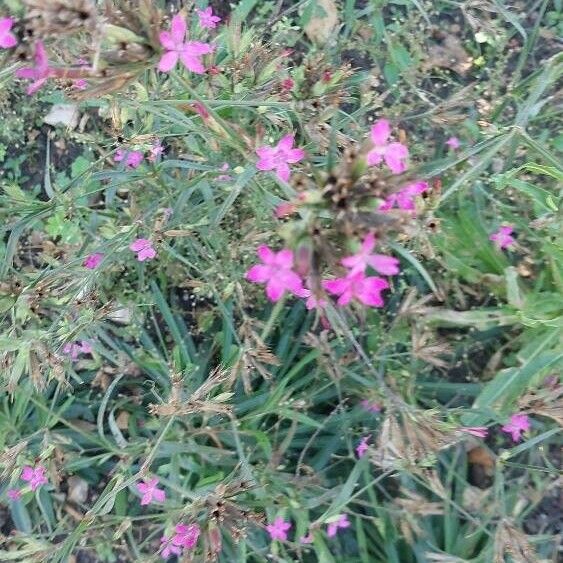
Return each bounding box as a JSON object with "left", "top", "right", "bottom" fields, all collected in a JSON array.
[
  {"left": 79, "top": 340, "right": 93, "bottom": 354},
  {"left": 158, "top": 14, "right": 213, "bottom": 73},
  {"left": 281, "top": 78, "right": 294, "bottom": 91},
  {"left": 266, "top": 517, "right": 292, "bottom": 541},
  {"left": 460, "top": 426, "right": 488, "bottom": 438},
  {"left": 341, "top": 233, "right": 400, "bottom": 276},
  {"left": 379, "top": 181, "right": 428, "bottom": 212},
  {"left": 148, "top": 141, "right": 164, "bottom": 162},
  {"left": 0, "top": 17, "right": 17, "bottom": 49},
  {"left": 356, "top": 436, "right": 370, "bottom": 458},
  {"left": 256, "top": 134, "right": 305, "bottom": 182},
  {"left": 83, "top": 252, "right": 104, "bottom": 269},
  {"left": 197, "top": 7, "right": 221, "bottom": 29},
  {"left": 445, "top": 136, "right": 461, "bottom": 150},
  {"left": 63, "top": 342, "right": 82, "bottom": 360},
  {"left": 274, "top": 202, "right": 296, "bottom": 218},
  {"left": 360, "top": 400, "right": 381, "bottom": 413},
  {"left": 245, "top": 245, "right": 305, "bottom": 302},
  {"left": 129, "top": 238, "right": 157, "bottom": 262},
  {"left": 160, "top": 535, "right": 181, "bottom": 559},
  {"left": 172, "top": 523, "right": 200, "bottom": 549},
  {"left": 490, "top": 226, "right": 515, "bottom": 250},
  {"left": 300, "top": 533, "right": 314, "bottom": 544},
  {"left": 21, "top": 465, "right": 48, "bottom": 491},
  {"left": 7, "top": 488, "right": 21, "bottom": 501},
  {"left": 366, "top": 119, "right": 409, "bottom": 174},
  {"left": 137, "top": 477, "right": 166, "bottom": 506},
  {"left": 15, "top": 41, "right": 52, "bottom": 95},
  {"left": 323, "top": 271, "right": 389, "bottom": 308},
  {"left": 501, "top": 414, "right": 530, "bottom": 443},
  {"left": 72, "top": 79, "right": 88, "bottom": 90},
  {"left": 327, "top": 514, "right": 350, "bottom": 537}
]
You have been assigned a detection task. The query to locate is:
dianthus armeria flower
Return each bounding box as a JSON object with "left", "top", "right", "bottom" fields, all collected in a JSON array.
[
  {"left": 356, "top": 436, "right": 370, "bottom": 458},
  {"left": 361, "top": 400, "right": 382, "bottom": 413},
  {"left": 114, "top": 149, "right": 144, "bottom": 169},
  {"left": 130, "top": 238, "right": 157, "bottom": 262},
  {"left": 21, "top": 465, "right": 48, "bottom": 491},
  {"left": 137, "top": 477, "right": 166, "bottom": 505},
  {"left": 379, "top": 181, "right": 428, "bottom": 212},
  {"left": 7, "top": 489, "right": 21, "bottom": 501},
  {"left": 489, "top": 226, "right": 515, "bottom": 250},
  {"left": 323, "top": 271, "right": 389, "bottom": 308},
  {"left": 158, "top": 13, "right": 213, "bottom": 73},
  {"left": 367, "top": 119, "right": 409, "bottom": 174},
  {"left": 63, "top": 340, "right": 93, "bottom": 360},
  {"left": 266, "top": 517, "right": 292, "bottom": 541},
  {"left": 172, "top": 523, "right": 201, "bottom": 549},
  {"left": 445, "top": 136, "right": 461, "bottom": 150},
  {"left": 326, "top": 514, "right": 350, "bottom": 537},
  {"left": 501, "top": 413, "right": 530, "bottom": 442},
  {"left": 160, "top": 535, "right": 181, "bottom": 559},
  {"left": 197, "top": 7, "right": 221, "bottom": 29},
  {"left": 256, "top": 134, "right": 305, "bottom": 182},
  {"left": 83, "top": 252, "right": 104, "bottom": 270},
  {"left": 148, "top": 140, "right": 164, "bottom": 162},
  {"left": 0, "top": 17, "right": 17, "bottom": 49},
  {"left": 246, "top": 245, "right": 305, "bottom": 302},
  {"left": 15, "top": 41, "right": 52, "bottom": 95},
  {"left": 341, "top": 233, "right": 400, "bottom": 276},
  {"left": 459, "top": 426, "right": 488, "bottom": 438}
]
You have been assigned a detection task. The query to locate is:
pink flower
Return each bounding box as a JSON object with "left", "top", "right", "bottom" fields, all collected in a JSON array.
[
  {"left": 114, "top": 149, "right": 144, "bottom": 168},
  {"left": 490, "top": 226, "right": 515, "bottom": 250},
  {"left": 356, "top": 436, "right": 370, "bottom": 458},
  {"left": 63, "top": 340, "right": 92, "bottom": 360},
  {"left": 367, "top": 119, "right": 409, "bottom": 174},
  {"left": 245, "top": 245, "right": 305, "bottom": 302},
  {"left": 21, "top": 465, "right": 48, "bottom": 491},
  {"left": 0, "top": 17, "right": 17, "bottom": 49},
  {"left": 15, "top": 41, "right": 52, "bottom": 95},
  {"left": 445, "top": 136, "right": 461, "bottom": 150},
  {"left": 72, "top": 79, "right": 88, "bottom": 90},
  {"left": 327, "top": 514, "right": 350, "bottom": 537},
  {"left": 300, "top": 533, "right": 314, "bottom": 544},
  {"left": 172, "top": 523, "right": 200, "bottom": 549},
  {"left": 281, "top": 78, "right": 294, "bottom": 91},
  {"left": 459, "top": 426, "right": 488, "bottom": 438},
  {"left": 83, "top": 253, "right": 104, "bottom": 270},
  {"left": 148, "top": 141, "right": 164, "bottom": 162},
  {"left": 197, "top": 7, "right": 221, "bottom": 29},
  {"left": 158, "top": 14, "right": 213, "bottom": 73},
  {"left": 323, "top": 271, "right": 389, "bottom": 308},
  {"left": 341, "top": 233, "right": 399, "bottom": 276},
  {"left": 160, "top": 535, "right": 181, "bottom": 559},
  {"left": 79, "top": 340, "right": 93, "bottom": 354},
  {"left": 7, "top": 488, "right": 21, "bottom": 501},
  {"left": 266, "top": 517, "right": 291, "bottom": 541},
  {"left": 501, "top": 414, "right": 530, "bottom": 442},
  {"left": 360, "top": 400, "right": 381, "bottom": 413},
  {"left": 379, "top": 181, "right": 428, "bottom": 212},
  {"left": 137, "top": 477, "right": 166, "bottom": 505},
  {"left": 256, "top": 134, "right": 305, "bottom": 182},
  {"left": 129, "top": 238, "right": 157, "bottom": 262}
]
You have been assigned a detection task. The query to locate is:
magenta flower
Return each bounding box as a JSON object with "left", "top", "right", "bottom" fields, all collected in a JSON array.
[
  {"left": 0, "top": 17, "right": 17, "bottom": 49},
  {"left": 21, "top": 465, "right": 48, "bottom": 491},
  {"left": 72, "top": 78, "right": 88, "bottom": 90},
  {"left": 367, "top": 119, "right": 409, "bottom": 174},
  {"left": 63, "top": 340, "right": 92, "bottom": 360},
  {"left": 341, "top": 233, "right": 399, "bottom": 276},
  {"left": 197, "top": 7, "right": 221, "bottom": 29},
  {"left": 445, "top": 136, "right": 461, "bottom": 150},
  {"left": 356, "top": 436, "right": 370, "bottom": 458},
  {"left": 83, "top": 252, "right": 104, "bottom": 270},
  {"left": 245, "top": 245, "right": 305, "bottom": 302},
  {"left": 160, "top": 535, "right": 181, "bottom": 559},
  {"left": 137, "top": 477, "right": 166, "bottom": 505},
  {"left": 172, "top": 523, "right": 200, "bottom": 549},
  {"left": 501, "top": 414, "right": 530, "bottom": 442},
  {"left": 129, "top": 238, "right": 157, "bottom": 262},
  {"left": 379, "top": 181, "right": 428, "bottom": 212},
  {"left": 256, "top": 134, "right": 305, "bottom": 182},
  {"left": 327, "top": 514, "right": 351, "bottom": 537},
  {"left": 15, "top": 41, "right": 52, "bottom": 95},
  {"left": 114, "top": 149, "right": 144, "bottom": 168},
  {"left": 360, "top": 400, "right": 381, "bottom": 413},
  {"left": 7, "top": 488, "right": 21, "bottom": 501},
  {"left": 158, "top": 14, "right": 213, "bottom": 73},
  {"left": 148, "top": 140, "right": 164, "bottom": 162},
  {"left": 489, "top": 226, "right": 515, "bottom": 250},
  {"left": 266, "top": 517, "right": 292, "bottom": 541},
  {"left": 459, "top": 426, "right": 488, "bottom": 438},
  {"left": 323, "top": 271, "right": 389, "bottom": 308}
]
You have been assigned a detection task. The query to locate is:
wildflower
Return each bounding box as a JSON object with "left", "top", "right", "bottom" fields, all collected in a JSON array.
[
  {"left": 360, "top": 400, "right": 381, "bottom": 413},
  {"left": 72, "top": 78, "right": 88, "bottom": 90},
  {"left": 21, "top": 465, "right": 48, "bottom": 491},
  {"left": 341, "top": 233, "right": 399, "bottom": 276},
  {"left": 274, "top": 202, "right": 296, "bottom": 218},
  {"left": 281, "top": 78, "right": 294, "bottom": 91},
  {"left": 197, "top": 7, "right": 221, "bottom": 29},
  {"left": 327, "top": 514, "right": 350, "bottom": 537},
  {"left": 379, "top": 181, "right": 428, "bottom": 212},
  {"left": 256, "top": 134, "right": 305, "bottom": 182},
  {"left": 323, "top": 272, "right": 389, "bottom": 308},
  {"left": 160, "top": 535, "right": 181, "bottom": 559},
  {"left": 63, "top": 340, "right": 92, "bottom": 360},
  {"left": 83, "top": 252, "right": 104, "bottom": 270},
  {"left": 245, "top": 245, "right": 305, "bottom": 302},
  {"left": 15, "top": 41, "right": 52, "bottom": 95},
  {"left": 300, "top": 533, "right": 314, "bottom": 544},
  {"left": 172, "top": 523, "right": 200, "bottom": 549},
  {"left": 137, "top": 477, "right": 166, "bottom": 505},
  {"left": 114, "top": 149, "right": 144, "bottom": 168},
  {"left": 490, "top": 226, "right": 515, "bottom": 250},
  {"left": 7, "top": 489, "right": 21, "bottom": 501},
  {"left": 501, "top": 414, "right": 530, "bottom": 442},
  {"left": 148, "top": 140, "right": 164, "bottom": 162},
  {"left": 445, "top": 136, "right": 461, "bottom": 150},
  {"left": 266, "top": 517, "right": 291, "bottom": 541},
  {"left": 366, "top": 119, "right": 409, "bottom": 174},
  {"left": 129, "top": 238, "right": 157, "bottom": 262},
  {"left": 0, "top": 17, "right": 17, "bottom": 49},
  {"left": 158, "top": 14, "right": 213, "bottom": 73},
  {"left": 459, "top": 426, "right": 488, "bottom": 438},
  {"left": 356, "top": 436, "right": 370, "bottom": 458}
]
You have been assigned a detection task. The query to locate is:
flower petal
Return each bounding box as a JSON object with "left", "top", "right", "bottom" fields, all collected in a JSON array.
[
  {"left": 170, "top": 14, "right": 187, "bottom": 44},
  {"left": 179, "top": 52, "right": 205, "bottom": 74},
  {"left": 245, "top": 264, "right": 271, "bottom": 283},
  {"left": 158, "top": 50, "right": 179, "bottom": 72},
  {"left": 257, "top": 244, "right": 275, "bottom": 264},
  {"left": 370, "top": 119, "right": 390, "bottom": 145}
]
